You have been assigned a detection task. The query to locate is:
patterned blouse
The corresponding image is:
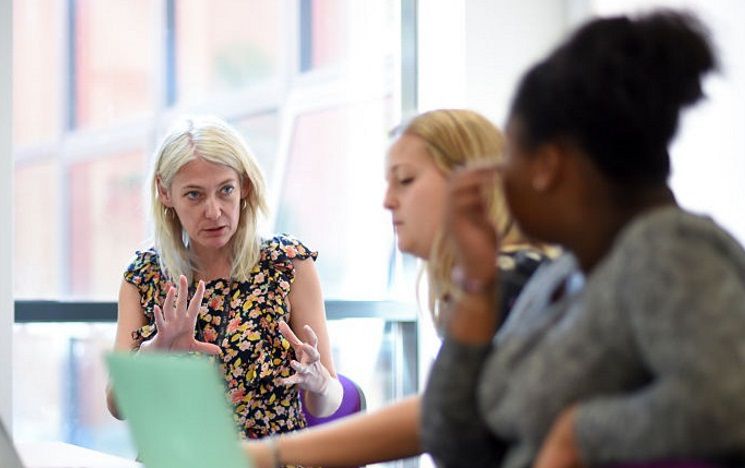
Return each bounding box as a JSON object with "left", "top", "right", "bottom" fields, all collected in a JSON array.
[{"left": 124, "top": 234, "right": 317, "bottom": 440}]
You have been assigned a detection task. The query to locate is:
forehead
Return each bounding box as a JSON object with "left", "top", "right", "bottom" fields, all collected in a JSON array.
[
  {"left": 504, "top": 117, "right": 528, "bottom": 147},
  {"left": 386, "top": 133, "right": 434, "bottom": 170},
  {"left": 171, "top": 157, "right": 240, "bottom": 186}
]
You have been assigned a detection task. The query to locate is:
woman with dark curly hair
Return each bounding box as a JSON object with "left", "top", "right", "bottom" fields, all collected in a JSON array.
[{"left": 423, "top": 10, "right": 745, "bottom": 468}]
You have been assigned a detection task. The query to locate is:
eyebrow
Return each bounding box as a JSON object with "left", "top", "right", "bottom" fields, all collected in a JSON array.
[
  {"left": 181, "top": 178, "right": 237, "bottom": 191},
  {"left": 387, "top": 163, "right": 415, "bottom": 173}
]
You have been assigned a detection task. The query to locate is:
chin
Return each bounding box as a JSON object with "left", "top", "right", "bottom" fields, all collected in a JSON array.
[
  {"left": 397, "top": 239, "right": 421, "bottom": 258},
  {"left": 196, "top": 237, "right": 231, "bottom": 250}
]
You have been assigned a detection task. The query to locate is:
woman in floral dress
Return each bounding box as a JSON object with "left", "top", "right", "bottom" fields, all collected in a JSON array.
[{"left": 106, "top": 115, "right": 342, "bottom": 440}]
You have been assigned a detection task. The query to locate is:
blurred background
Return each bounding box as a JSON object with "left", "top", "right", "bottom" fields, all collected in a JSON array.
[{"left": 4, "top": 1, "right": 745, "bottom": 467}]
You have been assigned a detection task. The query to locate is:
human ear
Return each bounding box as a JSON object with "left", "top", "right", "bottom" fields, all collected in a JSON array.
[
  {"left": 530, "top": 143, "right": 563, "bottom": 193},
  {"left": 240, "top": 178, "right": 251, "bottom": 200},
  {"left": 156, "top": 176, "right": 173, "bottom": 207}
]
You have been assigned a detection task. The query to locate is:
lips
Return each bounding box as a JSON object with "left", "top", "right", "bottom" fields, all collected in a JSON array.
[{"left": 203, "top": 226, "right": 228, "bottom": 236}]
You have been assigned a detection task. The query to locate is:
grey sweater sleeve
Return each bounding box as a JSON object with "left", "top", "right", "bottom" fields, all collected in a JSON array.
[
  {"left": 575, "top": 227, "right": 745, "bottom": 464},
  {"left": 421, "top": 338, "right": 506, "bottom": 467}
]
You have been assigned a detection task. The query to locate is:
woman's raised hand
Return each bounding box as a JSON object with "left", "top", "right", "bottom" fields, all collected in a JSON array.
[
  {"left": 139, "top": 275, "right": 222, "bottom": 356},
  {"left": 277, "top": 320, "right": 332, "bottom": 394},
  {"left": 445, "top": 162, "right": 502, "bottom": 289}
]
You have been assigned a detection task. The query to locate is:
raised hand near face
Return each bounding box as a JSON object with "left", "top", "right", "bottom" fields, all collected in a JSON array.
[
  {"left": 445, "top": 162, "right": 502, "bottom": 291},
  {"left": 139, "top": 275, "right": 222, "bottom": 356}
]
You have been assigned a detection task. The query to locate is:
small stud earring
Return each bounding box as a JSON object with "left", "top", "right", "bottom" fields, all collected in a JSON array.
[{"left": 532, "top": 178, "right": 547, "bottom": 192}]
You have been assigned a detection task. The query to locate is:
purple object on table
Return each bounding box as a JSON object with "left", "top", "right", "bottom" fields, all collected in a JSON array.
[{"left": 300, "top": 373, "right": 366, "bottom": 427}]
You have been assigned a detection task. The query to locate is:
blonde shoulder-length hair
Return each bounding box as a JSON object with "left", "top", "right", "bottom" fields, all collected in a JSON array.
[
  {"left": 150, "top": 115, "right": 269, "bottom": 282},
  {"left": 393, "top": 109, "right": 529, "bottom": 324}
]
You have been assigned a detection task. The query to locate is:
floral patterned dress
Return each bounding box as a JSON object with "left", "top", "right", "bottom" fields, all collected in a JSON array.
[{"left": 124, "top": 234, "right": 317, "bottom": 440}]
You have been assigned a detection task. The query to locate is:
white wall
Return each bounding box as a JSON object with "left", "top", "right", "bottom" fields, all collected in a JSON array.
[
  {"left": 462, "top": 0, "right": 573, "bottom": 126},
  {"left": 1, "top": 0, "right": 14, "bottom": 426},
  {"left": 589, "top": 0, "right": 745, "bottom": 244},
  {"left": 415, "top": 0, "right": 578, "bottom": 408},
  {"left": 418, "top": 0, "right": 572, "bottom": 126},
  {"left": 417, "top": 0, "right": 467, "bottom": 111}
]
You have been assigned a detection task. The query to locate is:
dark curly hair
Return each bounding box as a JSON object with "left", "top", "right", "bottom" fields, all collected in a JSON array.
[{"left": 508, "top": 10, "right": 717, "bottom": 186}]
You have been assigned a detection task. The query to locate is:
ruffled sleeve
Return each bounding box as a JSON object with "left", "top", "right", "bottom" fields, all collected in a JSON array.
[
  {"left": 123, "top": 248, "right": 171, "bottom": 343},
  {"left": 263, "top": 233, "right": 317, "bottom": 279}
]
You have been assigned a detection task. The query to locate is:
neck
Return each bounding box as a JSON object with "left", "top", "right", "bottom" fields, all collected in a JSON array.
[
  {"left": 567, "top": 185, "right": 676, "bottom": 273},
  {"left": 190, "top": 244, "right": 233, "bottom": 281}
]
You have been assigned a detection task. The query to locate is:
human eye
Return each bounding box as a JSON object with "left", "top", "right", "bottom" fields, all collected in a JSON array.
[
  {"left": 184, "top": 190, "right": 201, "bottom": 201},
  {"left": 398, "top": 176, "right": 414, "bottom": 186},
  {"left": 220, "top": 184, "right": 236, "bottom": 196}
]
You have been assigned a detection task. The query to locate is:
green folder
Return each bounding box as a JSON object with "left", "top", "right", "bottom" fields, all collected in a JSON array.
[{"left": 106, "top": 352, "right": 251, "bottom": 468}]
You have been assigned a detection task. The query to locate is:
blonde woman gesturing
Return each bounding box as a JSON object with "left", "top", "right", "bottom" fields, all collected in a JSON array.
[{"left": 106, "top": 116, "right": 342, "bottom": 441}]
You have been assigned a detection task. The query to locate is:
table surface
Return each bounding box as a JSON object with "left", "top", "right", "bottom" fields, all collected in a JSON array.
[{"left": 17, "top": 441, "right": 142, "bottom": 468}]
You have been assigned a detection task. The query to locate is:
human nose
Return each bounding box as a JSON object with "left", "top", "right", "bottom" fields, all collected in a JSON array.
[
  {"left": 383, "top": 184, "right": 397, "bottom": 210},
  {"left": 204, "top": 196, "right": 221, "bottom": 220}
]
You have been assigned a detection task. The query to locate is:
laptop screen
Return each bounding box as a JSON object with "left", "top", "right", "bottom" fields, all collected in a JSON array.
[{"left": 106, "top": 352, "right": 251, "bottom": 468}]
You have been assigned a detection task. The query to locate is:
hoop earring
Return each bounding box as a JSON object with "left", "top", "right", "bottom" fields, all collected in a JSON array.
[
  {"left": 164, "top": 207, "right": 173, "bottom": 218},
  {"left": 241, "top": 199, "right": 247, "bottom": 211}
]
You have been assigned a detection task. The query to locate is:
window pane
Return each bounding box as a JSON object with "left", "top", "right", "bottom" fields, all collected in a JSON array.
[
  {"left": 12, "top": 323, "right": 135, "bottom": 457},
  {"left": 175, "top": 0, "right": 282, "bottom": 104},
  {"left": 310, "top": 0, "right": 346, "bottom": 68},
  {"left": 14, "top": 161, "right": 61, "bottom": 299},
  {"left": 74, "top": 0, "right": 156, "bottom": 128},
  {"left": 275, "top": 100, "right": 396, "bottom": 299},
  {"left": 231, "top": 112, "right": 280, "bottom": 183},
  {"left": 68, "top": 151, "right": 147, "bottom": 299},
  {"left": 300, "top": 0, "right": 346, "bottom": 71},
  {"left": 301, "top": 0, "right": 398, "bottom": 73},
  {"left": 329, "top": 318, "right": 417, "bottom": 407},
  {"left": 12, "top": 318, "right": 411, "bottom": 461},
  {"left": 13, "top": 0, "right": 64, "bottom": 145}
]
